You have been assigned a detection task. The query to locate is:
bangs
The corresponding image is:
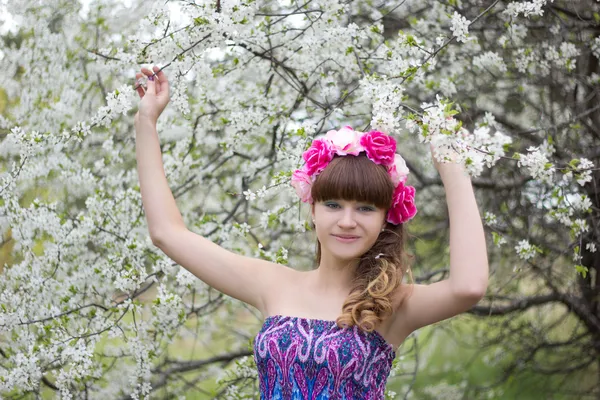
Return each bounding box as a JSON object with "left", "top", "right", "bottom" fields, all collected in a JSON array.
[{"left": 311, "top": 153, "right": 394, "bottom": 209}]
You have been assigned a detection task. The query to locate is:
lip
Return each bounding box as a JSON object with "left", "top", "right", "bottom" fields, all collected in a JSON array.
[{"left": 332, "top": 234, "right": 360, "bottom": 243}]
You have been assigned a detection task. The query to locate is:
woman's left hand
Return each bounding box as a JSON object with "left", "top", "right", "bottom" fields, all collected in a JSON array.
[{"left": 430, "top": 143, "right": 466, "bottom": 180}]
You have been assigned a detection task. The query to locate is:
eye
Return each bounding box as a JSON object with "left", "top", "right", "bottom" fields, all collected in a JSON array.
[
  {"left": 325, "top": 202, "right": 340, "bottom": 209},
  {"left": 359, "top": 206, "right": 376, "bottom": 212}
]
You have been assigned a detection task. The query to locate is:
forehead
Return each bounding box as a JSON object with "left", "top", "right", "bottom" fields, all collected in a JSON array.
[{"left": 320, "top": 199, "right": 376, "bottom": 205}]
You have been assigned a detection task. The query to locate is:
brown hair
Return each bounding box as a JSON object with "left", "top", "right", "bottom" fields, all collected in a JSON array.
[{"left": 311, "top": 153, "right": 413, "bottom": 332}]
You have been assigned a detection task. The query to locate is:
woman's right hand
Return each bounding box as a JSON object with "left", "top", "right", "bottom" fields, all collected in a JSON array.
[{"left": 134, "top": 65, "right": 170, "bottom": 125}]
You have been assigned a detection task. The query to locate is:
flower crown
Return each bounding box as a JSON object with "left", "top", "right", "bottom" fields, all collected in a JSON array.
[{"left": 291, "top": 126, "right": 418, "bottom": 225}]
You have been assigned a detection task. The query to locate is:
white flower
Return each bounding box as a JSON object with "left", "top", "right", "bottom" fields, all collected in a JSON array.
[
  {"left": 473, "top": 52, "right": 507, "bottom": 73},
  {"left": 592, "top": 37, "right": 600, "bottom": 60},
  {"left": 450, "top": 12, "right": 470, "bottom": 43},
  {"left": 243, "top": 190, "right": 256, "bottom": 201},
  {"left": 575, "top": 158, "right": 594, "bottom": 186},
  {"left": 515, "top": 240, "right": 539, "bottom": 260},
  {"left": 439, "top": 77, "right": 457, "bottom": 97},
  {"left": 176, "top": 268, "right": 196, "bottom": 286},
  {"left": 503, "top": 0, "right": 553, "bottom": 18},
  {"left": 235, "top": 222, "right": 251, "bottom": 236},
  {"left": 572, "top": 219, "right": 589, "bottom": 236},
  {"left": 495, "top": 235, "right": 507, "bottom": 247},
  {"left": 484, "top": 212, "right": 498, "bottom": 226},
  {"left": 586, "top": 242, "right": 597, "bottom": 253},
  {"left": 572, "top": 195, "right": 592, "bottom": 213},
  {"left": 256, "top": 185, "right": 268, "bottom": 198},
  {"left": 516, "top": 145, "right": 555, "bottom": 184}
]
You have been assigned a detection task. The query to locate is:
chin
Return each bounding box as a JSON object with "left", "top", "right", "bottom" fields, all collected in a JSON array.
[{"left": 327, "top": 248, "right": 367, "bottom": 262}]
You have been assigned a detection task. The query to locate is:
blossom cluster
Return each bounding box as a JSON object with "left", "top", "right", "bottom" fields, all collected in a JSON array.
[
  {"left": 405, "top": 96, "right": 511, "bottom": 177},
  {"left": 450, "top": 12, "right": 471, "bottom": 43},
  {"left": 515, "top": 239, "right": 542, "bottom": 260},
  {"left": 503, "top": 0, "right": 554, "bottom": 17},
  {"left": 516, "top": 145, "right": 555, "bottom": 184}
]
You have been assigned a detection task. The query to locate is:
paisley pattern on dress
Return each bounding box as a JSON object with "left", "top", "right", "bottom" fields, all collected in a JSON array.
[{"left": 254, "top": 315, "right": 396, "bottom": 400}]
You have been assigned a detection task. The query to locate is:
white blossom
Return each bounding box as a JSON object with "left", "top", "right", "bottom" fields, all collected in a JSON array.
[
  {"left": 593, "top": 37, "right": 600, "bottom": 60},
  {"left": 484, "top": 212, "right": 498, "bottom": 226},
  {"left": 450, "top": 12, "right": 470, "bottom": 43},
  {"left": 503, "top": 0, "right": 554, "bottom": 18},
  {"left": 473, "top": 52, "right": 508, "bottom": 73},
  {"left": 515, "top": 240, "right": 540, "bottom": 260},
  {"left": 516, "top": 145, "right": 555, "bottom": 184},
  {"left": 586, "top": 242, "right": 597, "bottom": 253}
]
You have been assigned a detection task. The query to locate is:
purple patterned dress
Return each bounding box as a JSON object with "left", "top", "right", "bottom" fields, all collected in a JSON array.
[{"left": 253, "top": 315, "right": 396, "bottom": 399}]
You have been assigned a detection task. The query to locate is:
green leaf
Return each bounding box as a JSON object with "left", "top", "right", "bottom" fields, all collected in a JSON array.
[
  {"left": 575, "top": 265, "right": 588, "bottom": 278},
  {"left": 194, "top": 17, "right": 210, "bottom": 26},
  {"left": 492, "top": 232, "right": 502, "bottom": 246}
]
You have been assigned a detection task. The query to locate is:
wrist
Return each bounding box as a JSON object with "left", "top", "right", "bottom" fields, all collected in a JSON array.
[
  {"left": 438, "top": 163, "right": 471, "bottom": 184},
  {"left": 135, "top": 113, "right": 158, "bottom": 128}
]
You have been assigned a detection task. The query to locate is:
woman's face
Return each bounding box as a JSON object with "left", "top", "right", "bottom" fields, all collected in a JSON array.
[{"left": 312, "top": 199, "right": 386, "bottom": 262}]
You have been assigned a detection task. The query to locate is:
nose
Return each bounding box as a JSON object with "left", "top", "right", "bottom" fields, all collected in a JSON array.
[{"left": 337, "top": 208, "right": 357, "bottom": 229}]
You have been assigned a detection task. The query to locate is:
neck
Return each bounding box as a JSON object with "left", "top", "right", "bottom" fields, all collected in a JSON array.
[{"left": 310, "top": 252, "right": 358, "bottom": 295}]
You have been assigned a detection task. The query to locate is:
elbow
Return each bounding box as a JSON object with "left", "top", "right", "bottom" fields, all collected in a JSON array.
[
  {"left": 452, "top": 280, "right": 488, "bottom": 303},
  {"left": 150, "top": 225, "right": 185, "bottom": 248},
  {"left": 150, "top": 234, "right": 163, "bottom": 247},
  {"left": 461, "top": 285, "right": 487, "bottom": 302},
  {"left": 149, "top": 229, "right": 167, "bottom": 247}
]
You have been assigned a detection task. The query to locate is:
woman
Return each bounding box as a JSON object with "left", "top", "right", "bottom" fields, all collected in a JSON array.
[{"left": 134, "top": 66, "right": 488, "bottom": 399}]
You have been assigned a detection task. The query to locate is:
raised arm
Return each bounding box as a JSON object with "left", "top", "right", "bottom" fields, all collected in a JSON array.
[
  {"left": 391, "top": 145, "right": 489, "bottom": 335},
  {"left": 134, "top": 66, "right": 184, "bottom": 238},
  {"left": 134, "top": 66, "right": 289, "bottom": 315}
]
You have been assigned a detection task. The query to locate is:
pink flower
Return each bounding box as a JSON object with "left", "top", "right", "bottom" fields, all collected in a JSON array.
[
  {"left": 291, "top": 169, "right": 313, "bottom": 203},
  {"left": 325, "top": 126, "right": 364, "bottom": 156},
  {"left": 388, "top": 154, "right": 410, "bottom": 186},
  {"left": 386, "top": 182, "right": 417, "bottom": 225},
  {"left": 302, "top": 138, "right": 334, "bottom": 176},
  {"left": 360, "top": 131, "right": 397, "bottom": 166}
]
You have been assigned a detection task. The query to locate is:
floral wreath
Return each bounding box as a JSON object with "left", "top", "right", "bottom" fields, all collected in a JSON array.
[{"left": 291, "top": 126, "right": 418, "bottom": 225}]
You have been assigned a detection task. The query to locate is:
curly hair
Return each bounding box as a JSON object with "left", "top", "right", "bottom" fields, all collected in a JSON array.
[{"left": 311, "top": 153, "right": 413, "bottom": 332}]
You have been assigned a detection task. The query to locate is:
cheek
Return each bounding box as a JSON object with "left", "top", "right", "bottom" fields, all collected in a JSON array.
[
  {"left": 314, "top": 221, "right": 328, "bottom": 240},
  {"left": 365, "top": 233, "right": 379, "bottom": 248}
]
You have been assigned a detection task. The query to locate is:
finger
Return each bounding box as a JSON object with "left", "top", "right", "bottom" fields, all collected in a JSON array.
[
  {"left": 142, "top": 68, "right": 156, "bottom": 95},
  {"left": 153, "top": 65, "right": 169, "bottom": 95},
  {"left": 134, "top": 73, "right": 146, "bottom": 98}
]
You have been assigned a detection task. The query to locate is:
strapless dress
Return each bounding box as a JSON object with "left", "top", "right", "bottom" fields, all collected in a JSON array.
[{"left": 253, "top": 315, "right": 396, "bottom": 399}]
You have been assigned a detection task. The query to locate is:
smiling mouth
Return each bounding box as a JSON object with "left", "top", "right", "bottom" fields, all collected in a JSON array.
[{"left": 333, "top": 235, "right": 360, "bottom": 239}]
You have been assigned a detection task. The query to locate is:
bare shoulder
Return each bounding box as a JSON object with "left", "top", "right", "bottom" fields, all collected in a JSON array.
[
  {"left": 390, "top": 280, "right": 484, "bottom": 336},
  {"left": 259, "top": 264, "right": 305, "bottom": 316}
]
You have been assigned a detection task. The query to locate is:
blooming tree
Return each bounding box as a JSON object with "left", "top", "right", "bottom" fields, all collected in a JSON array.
[{"left": 0, "top": 0, "right": 599, "bottom": 398}]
